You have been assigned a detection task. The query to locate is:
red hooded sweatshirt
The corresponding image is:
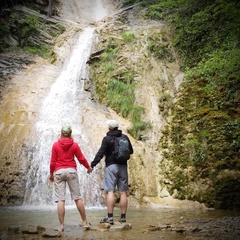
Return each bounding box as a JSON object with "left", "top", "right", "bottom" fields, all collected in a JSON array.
[{"left": 50, "top": 137, "right": 90, "bottom": 174}]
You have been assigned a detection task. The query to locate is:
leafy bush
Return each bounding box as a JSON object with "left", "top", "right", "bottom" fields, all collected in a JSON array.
[
  {"left": 9, "top": 11, "right": 39, "bottom": 47},
  {"left": 0, "top": 3, "right": 66, "bottom": 56}
]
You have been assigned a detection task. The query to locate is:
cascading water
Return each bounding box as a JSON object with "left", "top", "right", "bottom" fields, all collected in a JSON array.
[{"left": 23, "top": 27, "right": 101, "bottom": 207}]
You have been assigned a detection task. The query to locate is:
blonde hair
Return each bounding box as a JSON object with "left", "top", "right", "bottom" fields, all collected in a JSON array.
[{"left": 61, "top": 125, "right": 72, "bottom": 138}]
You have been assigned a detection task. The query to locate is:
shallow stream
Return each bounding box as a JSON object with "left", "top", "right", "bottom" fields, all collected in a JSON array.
[{"left": 0, "top": 206, "right": 239, "bottom": 240}]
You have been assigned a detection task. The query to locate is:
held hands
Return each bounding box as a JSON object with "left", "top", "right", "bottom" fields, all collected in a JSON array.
[{"left": 87, "top": 167, "right": 93, "bottom": 174}]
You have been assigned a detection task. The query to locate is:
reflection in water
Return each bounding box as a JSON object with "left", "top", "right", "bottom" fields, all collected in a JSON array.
[{"left": 23, "top": 27, "right": 101, "bottom": 207}]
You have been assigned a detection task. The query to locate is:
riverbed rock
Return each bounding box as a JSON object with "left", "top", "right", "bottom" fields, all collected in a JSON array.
[
  {"left": 110, "top": 222, "right": 132, "bottom": 231},
  {"left": 42, "top": 229, "right": 62, "bottom": 237},
  {"left": 21, "top": 225, "right": 39, "bottom": 234},
  {"left": 98, "top": 222, "right": 112, "bottom": 229},
  {"left": 8, "top": 225, "right": 21, "bottom": 233},
  {"left": 98, "top": 222, "right": 132, "bottom": 231}
]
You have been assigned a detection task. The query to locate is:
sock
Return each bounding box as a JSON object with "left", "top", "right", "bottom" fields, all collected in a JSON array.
[
  {"left": 121, "top": 213, "right": 126, "bottom": 219},
  {"left": 108, "top": 213, "right": 113, "bottom": 218}
]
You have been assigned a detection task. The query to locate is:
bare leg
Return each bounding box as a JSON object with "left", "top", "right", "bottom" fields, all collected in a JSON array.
[
  {"left": 107, "top": 191, "right": 115, "bottom": 214},
  {"left": 57, "top": 200, "right": 65, "bottom": 231},
  {"left": 75, "top": 199, "right": 88, "bottom": 226},
  {"left": 119, "top": 191, "right": 128, "bottom": 214}
]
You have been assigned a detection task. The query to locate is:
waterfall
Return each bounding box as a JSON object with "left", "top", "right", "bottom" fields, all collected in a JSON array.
[{"left": 23, "top": 27, "right": 101, "bottom": 207}]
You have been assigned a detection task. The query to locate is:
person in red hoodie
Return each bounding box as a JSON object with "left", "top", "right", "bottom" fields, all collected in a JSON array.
[{"left": 49, "top": 125, "right": 92, "bottom": 231}]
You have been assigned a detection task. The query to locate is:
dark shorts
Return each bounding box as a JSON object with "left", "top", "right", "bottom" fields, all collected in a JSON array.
[
  {"left": 102, "top": 164, "right": 128, "bottom": 192},
  {"left": 54, "top": 168, "right": 81, "bottom": 202}
]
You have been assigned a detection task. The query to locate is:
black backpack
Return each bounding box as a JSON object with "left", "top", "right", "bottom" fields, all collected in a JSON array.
[{"left": 112, "top": 135, "right": 131, "bottom": 163}]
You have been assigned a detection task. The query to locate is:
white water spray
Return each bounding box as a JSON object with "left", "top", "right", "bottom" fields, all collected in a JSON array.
[{"left": 23, "top": 27, "right": 101, "bottom": 207}]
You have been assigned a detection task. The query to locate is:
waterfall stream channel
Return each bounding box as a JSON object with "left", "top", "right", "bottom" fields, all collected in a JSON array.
[{"left": 23, "top": 26, "right": 101, "bottom": 207}]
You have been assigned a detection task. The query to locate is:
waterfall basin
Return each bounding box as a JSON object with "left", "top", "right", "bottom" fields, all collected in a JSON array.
[{"left": 0, "top": 206, "right": 239, "bottom": 240}]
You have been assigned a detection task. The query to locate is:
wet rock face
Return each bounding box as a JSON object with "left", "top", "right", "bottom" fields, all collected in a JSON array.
[
  {"left": 0, "top": 51, "right": 37, "bottom": 84},
  {"left": 89, "top": 5, "right": 185, "bottom": 207},
  {"left": 0, "top": 138, "right": 35, "bottom": 205},
  {"left": 0, "top": 47, "right": 47, "bottom": 206}
]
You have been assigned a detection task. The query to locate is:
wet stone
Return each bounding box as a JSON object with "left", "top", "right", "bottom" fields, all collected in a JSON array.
[
  {"left": 8, "top": 225, "right": 21, "bottom": 233},
  {"left": 112, "top": 222, "right": 132, "bottom": 231},
  {"left": 98, "top": 223, "right": 112, "bottom": 229},
  {"left": 42, "top": 229, "right": 62, "bottom": 237},
  {"left": 98, "top": 222, "right": 132, "bottom": 231},
  {"left": 175, "top": 227, "right": 187, "bottom": 233},
  {"left": 147, "top": 225, "right": 160, "bottom": 231},
  {"left": 37, "top": 225, "right": 46, "bottom": 232},
  {"left": 21, "top": 225, "right": 38, "bottom": 234},
  {"left": 191, "top": 226, "right": 202, "bottom": 232}
]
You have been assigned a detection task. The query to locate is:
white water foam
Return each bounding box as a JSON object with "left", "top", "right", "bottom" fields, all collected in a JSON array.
[{"left": 23, "top": 27, "right": 101, "bottom": 208}]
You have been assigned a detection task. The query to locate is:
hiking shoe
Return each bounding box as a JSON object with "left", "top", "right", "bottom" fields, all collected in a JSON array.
[
  {"left": 119, "top": 218, "right": 127, "bottom": 223},
  {"left": 100, "top": 217, "right": 114, "bottom": 225}
]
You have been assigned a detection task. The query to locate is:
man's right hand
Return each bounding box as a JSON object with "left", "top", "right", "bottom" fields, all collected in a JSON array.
[{"left": 87, "top": 167, "right": 93, "bottom": 174}]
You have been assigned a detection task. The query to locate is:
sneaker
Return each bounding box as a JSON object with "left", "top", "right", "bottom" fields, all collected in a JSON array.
[
  {"left": 100, "top": 217, "right": 114, "bottom": 225},
  {"left": 119, "top": 218, "right": 126, "bottom": 223}
]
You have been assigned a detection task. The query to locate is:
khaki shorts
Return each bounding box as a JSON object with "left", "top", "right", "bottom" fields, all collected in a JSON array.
[
  {"left": 102, "top": 164, "right": 128, "bottom": 192},
  {"left": 54, "top": 168, "right": 81, "bottom": 202}
]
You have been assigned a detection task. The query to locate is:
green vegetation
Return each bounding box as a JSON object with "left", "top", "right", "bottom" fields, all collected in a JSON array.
[
  {"left": 0, "top": 3, "right": 65, "bottom": 57},
  {"left": 148, "top": 34, "right": 174, "bottom": 61},
  {"left": 122, "top": 32, "right": 135, "bottom": 42},
  {"left": 123, "top": 0, "right": 240, "bottom": 209},
  {"left": 10, "top": 12, "right": 39, "bottom": 47},
  {"left": 91, "top": 34, "right": 150, "bottom": 139}
]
